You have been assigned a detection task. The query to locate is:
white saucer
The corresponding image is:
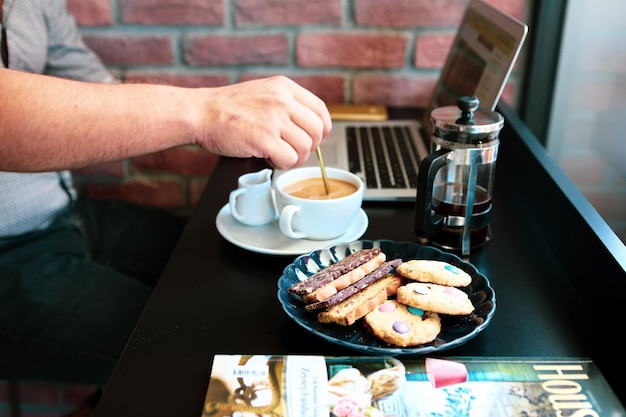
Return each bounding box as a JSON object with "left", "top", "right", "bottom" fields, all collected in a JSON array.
[{"left": 215, "top": 204, "right": 369, "bottom": 255}]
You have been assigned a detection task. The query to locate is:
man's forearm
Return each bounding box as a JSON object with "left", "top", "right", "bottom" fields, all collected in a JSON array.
[
  {"left": 0, "top": 69, "right": 196, "bottom": 172},
  {"left": 1, "top": 70, "right": 332, "bottom": 172}
]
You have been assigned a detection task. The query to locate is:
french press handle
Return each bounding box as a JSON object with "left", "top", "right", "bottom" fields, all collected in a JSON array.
[{"left": 414, "top": 148, "right": 452, "bottom": 239}]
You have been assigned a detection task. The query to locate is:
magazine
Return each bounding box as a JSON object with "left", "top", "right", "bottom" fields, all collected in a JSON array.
[{"left": 201, "top": 355, "right": 624, "bottom": 417}]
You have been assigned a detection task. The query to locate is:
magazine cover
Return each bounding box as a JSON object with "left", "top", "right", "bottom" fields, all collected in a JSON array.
[{"left": 202, "top": 355, "right": 624, "bottom": 417}]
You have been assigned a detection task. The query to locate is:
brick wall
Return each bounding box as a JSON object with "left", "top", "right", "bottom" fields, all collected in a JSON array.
[
  {"left": 0, "top": 380, "right": 97, "bottom": 417},
  {"left": 67, "top": 0, "right": 530, "bottom": 214}
]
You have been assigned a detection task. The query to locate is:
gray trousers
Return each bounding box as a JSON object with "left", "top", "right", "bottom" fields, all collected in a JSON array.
[{"left": 0, "top": 199, "right": 186, "bottom": 385}]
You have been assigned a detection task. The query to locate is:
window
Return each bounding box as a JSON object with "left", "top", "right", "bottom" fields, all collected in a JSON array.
[{"left": 521, "top": 0, "right": 626, "bottom": 243}]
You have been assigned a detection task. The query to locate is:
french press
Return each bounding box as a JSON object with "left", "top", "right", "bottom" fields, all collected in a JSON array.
[{"left": 415, "top": 96, "right": 504, "bottom": 256}]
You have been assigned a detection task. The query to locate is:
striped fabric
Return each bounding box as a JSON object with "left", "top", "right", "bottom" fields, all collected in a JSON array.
[
  {"left": 0, "top": 0, "right": 113, "bottom": 237},
  {"left": 1, "top": 0, "right": 7, "bottom": 68}
]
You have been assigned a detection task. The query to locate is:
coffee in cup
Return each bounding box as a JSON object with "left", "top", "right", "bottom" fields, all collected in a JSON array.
[
  {"left": 282, "top": 177, "right": 357, "bottom": 200},
  {"left": 274, "top": 167, "right": 364, "bottom": 240}
]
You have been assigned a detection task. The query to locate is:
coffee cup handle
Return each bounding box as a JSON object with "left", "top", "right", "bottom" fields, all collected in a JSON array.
[
  {"left": 228, "top": 188, "right": 247, "bottom": 224},
  {"left": 414, "top": 148, "right": 452, "bottom": 239},
  {"left": 278, "top": 205, "right": 307, "bottom": 239}
]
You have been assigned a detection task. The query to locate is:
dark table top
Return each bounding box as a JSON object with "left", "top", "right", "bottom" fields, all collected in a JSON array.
[{"left": 93, "top": 106, "right": 626, "bottom": 417}]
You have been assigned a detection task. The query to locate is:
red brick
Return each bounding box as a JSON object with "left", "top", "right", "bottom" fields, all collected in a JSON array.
[
  {"left": 558, "top": 154, "right": 606, "bottom": 186},
  {"left": 500, "top": 82, "right": 516, "bottom": 106},
  {"left": 356, "top": 0, "right": 529, "bottom": 28},
  {"left": 237, "top": 73, "right": 273, "bottom": 82},
  {"left": 72, "top": 161, "right": 125, "bottom": 178},
  {"left": 0, "top": 381, "right": 9, "bottom": 402},
  {"left": 83, "top": 180, "right": 186, "bottom": 209},
  {"left": 583, "top": 190, "right": 626, "bottom": 222},
  {"left": 484, "top": 0, "right": 529, "bottom": 21},
  {"left": 119, "top": 0, "right": 224, "bottom": 25},
  {"left": 297, "top": 34, "right": 406, "bottom": 68},
  {"left": 124, "top": 72, "right": 231, "bottom": 87},
  {"left": 83, "top": 36, "right": 173, "bottom": 65},
  {"left": 18, "top": 383, "right": 60, "bottom": 405},
  {"left": 353, "top": 75, "right": 437, "bottom": 107},
  {"left": 560, "top": 118, "right": 596, "bottom": 149},
  {"left": 239, "top": 74, "right": 346, "bottom": 104},
  {"left": 415, "top": 33, "right": 455, "bottom": 69},
  {"left": 290, "top": 75, "right": 346, "bottom": 104},
  {"left": 131, "top": 147, "right": 220, "bottom": 176},
  {"left": 356, "top": 0, "right": 466, "bottom": 27},
  {"left": 235, "top": 0, "right": 341, "bottom": 25},
  {"left": 189, "top": 178, "right": 209, "bottom": 207},
  {"left": 184, "top": 35, "right": 288, "bottom": 66},
  {"left": 67, "top": 0, "right": 113, "bottom": 26},
  {"left": 570, "top": 79, "right": 615, "bottom": 112}
]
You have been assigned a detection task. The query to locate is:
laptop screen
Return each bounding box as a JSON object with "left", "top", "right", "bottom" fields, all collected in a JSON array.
[{"left": 427, "top": 0, "right": 528, "bottom": 114}]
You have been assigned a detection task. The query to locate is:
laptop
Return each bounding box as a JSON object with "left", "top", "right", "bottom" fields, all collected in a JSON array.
[{"left": 305, "top": 0, "right": 528, "bottom": 201}]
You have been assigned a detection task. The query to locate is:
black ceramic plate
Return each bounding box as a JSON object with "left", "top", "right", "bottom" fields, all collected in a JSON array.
[{"left": 277, "top": 239, "right": 496, "bottom": 355}]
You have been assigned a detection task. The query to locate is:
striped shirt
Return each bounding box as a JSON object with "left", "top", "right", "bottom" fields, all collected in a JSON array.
[{"left": 0, "top": 0, "right": 114, "bottom": 237}]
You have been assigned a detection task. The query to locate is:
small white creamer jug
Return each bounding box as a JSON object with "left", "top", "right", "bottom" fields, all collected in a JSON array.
[{"left": 228, "top": 168, "right": 277, "bottom": 226}]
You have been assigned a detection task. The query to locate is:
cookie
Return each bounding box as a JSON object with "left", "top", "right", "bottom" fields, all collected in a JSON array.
[
  {"left": 317, "top": 273, "right": 405, "bottom": 326},
  {"left": 305, "top": 259, "right": 402, "bottom": 311},
  {"left": 397, "top": 282, "right": 474, "bottom": 315},
  {"left": 396, "top": 260, "right": 471, "bottom": 287},
  {"left": 363, "top": 300, "right": 441, "bottom": 347},
  {"left": 303, "top": 252, "right": 387, "bottom": 303},
  {"left": 288, "top": 248, "right": 382, "bottom": 295}
]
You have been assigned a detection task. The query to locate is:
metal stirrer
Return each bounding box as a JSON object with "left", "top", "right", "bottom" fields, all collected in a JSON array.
[{"left": 315, "top": 147, "right": 331, "bottom": 195}]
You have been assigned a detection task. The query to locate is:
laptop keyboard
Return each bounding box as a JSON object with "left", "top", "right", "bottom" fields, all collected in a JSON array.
[{"left": 346, "top": 125, "right": 421, "bottom": 190}]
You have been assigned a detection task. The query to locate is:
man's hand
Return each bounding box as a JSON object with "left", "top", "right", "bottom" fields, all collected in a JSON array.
[{"left": 194, "top": 76, "right": 332, "bottom": 170}]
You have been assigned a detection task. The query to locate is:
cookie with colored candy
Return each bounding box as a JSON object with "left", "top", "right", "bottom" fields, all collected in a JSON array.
[
  {"left": 397, "top": 282, "right": 474, "bottom": 315},
  {"left": 317, "top": 273, "right": 405, "bottom": 326},
  {"left": 396, "top": 260, "right": 471, "bottom": 287},
  {"left": 363, "top": 300, "right": 441, "bottom": 347}
]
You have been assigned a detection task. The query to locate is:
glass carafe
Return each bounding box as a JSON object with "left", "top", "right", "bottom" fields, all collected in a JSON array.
[{"left": 415, "top": 96, "right": 503, "bottom": 256}]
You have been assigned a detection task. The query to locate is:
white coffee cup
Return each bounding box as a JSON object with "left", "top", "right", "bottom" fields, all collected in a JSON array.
[
  {"left": 229, "top": 168, "right": 278, "bottom": 226},
  {"left": 274, "top": 167, "right": 364, "bottom": 240}
]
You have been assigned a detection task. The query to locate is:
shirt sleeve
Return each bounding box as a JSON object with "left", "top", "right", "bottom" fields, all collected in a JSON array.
[{"left": 44, "top": 0, "right": 114, "bottom": 83}]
